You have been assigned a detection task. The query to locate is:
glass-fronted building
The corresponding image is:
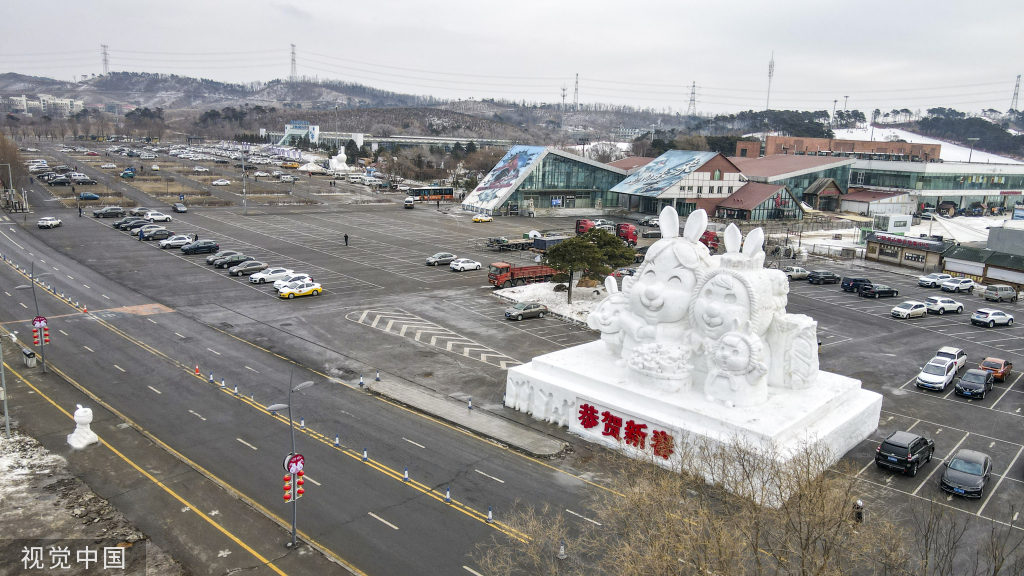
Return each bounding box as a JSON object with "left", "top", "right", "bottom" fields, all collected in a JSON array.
[
  {"left": 850, "top": 160, "right": 1024, "bottom": 210},
  {"left": 462, "top": 147, "right": 627, "bottom": 216},
  {"left": 731, "top": 156, "right": 855, "bottom": 201}
]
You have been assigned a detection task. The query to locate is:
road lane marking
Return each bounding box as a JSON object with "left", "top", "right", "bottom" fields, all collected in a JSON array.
[
  {"left": 236, "top": 438, "right": 257, "bottom": 450},
  {"left": 3, "top": 292, "right": 9, "bottom": 296},
  {"left": 147, "top": 318, "right": 157, "bottom": 324},
  {"left": 245, "top": 366, "right": 258, "bottom": 372},
  {"left": 148, "top": 386, "right": 162, "bottom": 394},
  {"left": 83, "top": 285, "right": 90, "bottom": 288},
  {"left": 402, "top": 437, "right": 425, "bottom": 449},
  {"left": 475, "top": 470, "right": 505, "bottom": 484},
  {"left": 305, "top": 476, "right": 321, "bottom": 486},
  {"left": 912, "top": 433, "right": 969, "bottom": 496},
  {"left": 367, "top": 512, "right": 398, "bottom": 530},
  {"left": 19, "top": 303, "right": 27, "bottom": 309},
  {"left": 175, "top": 333, "right": 186, "bottom": 338},
  {"left": 977, "top": 445, "right": 1024, "bottom": 516},
  {"left": 990, "top": 372, "right": 1023, "bottom": 409},
  {"left": 102, "top": 294, "right": 110, "bottom": 300},
  {"left": 67, "top": 275, "right": 73, "bottom": 280},
  {"left": 114, "top": 365, "right": 125, "bottom": 372},
  {"left": 463, "top": 567, "right": 484, "bottom": 576},
  {"left": 189, "top": 410, "right": 206, "bottom": 421},
  {"left": 208, "top": 348, "right": 221, "bottom": 355},
  {"left": 83, "top": 346, "right": 94, "bottom": 352},
  {"left": 565, "top": 508, "right": 602, "bottom": 525},
  {"left": 59, "top": 330, "right": 68, "bottom": 336}
]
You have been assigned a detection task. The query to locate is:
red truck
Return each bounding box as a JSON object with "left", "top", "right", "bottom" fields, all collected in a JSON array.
[
  {"left": 616, "top": 223, "right": 638, "bottom": 247},
  {"left": 700, "top": 230, "right": 720, "bottom": 253},
  {"left": 488, "top": 262, "right": 557, "bottom": 288},
  {"left": 576, "top": 219, "right": 596, "bottom": 234}
]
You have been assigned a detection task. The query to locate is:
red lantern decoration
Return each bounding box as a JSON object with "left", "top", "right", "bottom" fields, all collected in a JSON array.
[
  {"left": 297, "top": 488, "right": 304, "bottom": 495},
  {"left": 296, "top": 470, "right": 304, "bottom": 477},
  {"left": 284, "top": 493, "right": 291, "bottom": 501},
  {"left": 297, "top": 479, "right": 304, "bottom": 486},
  {"left": 283, "top": 475, "right": 291, "bottom": 482}
]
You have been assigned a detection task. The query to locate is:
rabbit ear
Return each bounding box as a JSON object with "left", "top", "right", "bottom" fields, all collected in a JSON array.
[
  {"left": 743, "top": 228, "right": 765, "bottom": 257},
  {"left": 659, "top": 206, "right": 679, "bottom": 239},
  {"left": 724, "top": 223, "right": 742, "bottom": 253},
  {"left": 605, "top": 275, "right": 618, "bottom": 293},
  {"left": 621, "top": 275, "right": 636, "bottom": 294},
  {"left": 682, "top": 209, "right": 708, "bottom": 243}
]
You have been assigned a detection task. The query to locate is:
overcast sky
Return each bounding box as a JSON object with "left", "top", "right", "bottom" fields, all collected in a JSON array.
[{"left": 3, "top": 0, "right": 1022, "bottom": 115}]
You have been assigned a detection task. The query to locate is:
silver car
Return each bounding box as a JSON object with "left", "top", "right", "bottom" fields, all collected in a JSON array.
[
  {"left": 426, "top": 252, "right": 456, "bottom": 266},
  {"left": 229, "top": 261, "right": 268, "bottom": 277},
  {"left": 504, "top": 302, "right": 549, "bottom": 321}
]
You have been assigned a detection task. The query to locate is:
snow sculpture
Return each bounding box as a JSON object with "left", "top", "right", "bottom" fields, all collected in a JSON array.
[
  {"left": 67, "top": 404, "right": 99, "bottom": 449},
  {"left": 328, "top": 150, "right": 348, "bottom": 173}
]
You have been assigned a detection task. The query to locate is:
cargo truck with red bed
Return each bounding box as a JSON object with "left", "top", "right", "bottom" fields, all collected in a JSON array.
[{"left": 488, "top": 262, "right": 557, "bottom": 288}]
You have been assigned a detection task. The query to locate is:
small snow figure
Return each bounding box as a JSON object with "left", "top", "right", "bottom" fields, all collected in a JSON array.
[
  {"left": 67, "top": 404, "right": 99, "bottom": 448},
  {"left": 704, "top": 330, "right": 768, "bottom": 407}
]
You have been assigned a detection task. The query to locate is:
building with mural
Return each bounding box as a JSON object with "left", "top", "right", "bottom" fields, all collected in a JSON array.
[{"left": 610, "top": 151, "right": 745, "bottom": 216}]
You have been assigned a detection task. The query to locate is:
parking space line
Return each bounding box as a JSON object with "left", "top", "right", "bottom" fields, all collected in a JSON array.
[
  {"left": 912, "top": 432, "right": 969, "bottom": 496},
  {"left": 990, "top": 372, "right": 1024, "bottom": 409},
  {"left": 978, "top": 445, "right": 1024, "bottom": 516}
]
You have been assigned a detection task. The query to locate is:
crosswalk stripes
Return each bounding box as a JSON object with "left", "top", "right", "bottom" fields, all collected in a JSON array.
[{"left": 346, "top": 308, "right": 521, "bottom": 369}]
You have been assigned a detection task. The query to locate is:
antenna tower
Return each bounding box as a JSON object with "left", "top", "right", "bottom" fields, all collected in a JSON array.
[
  {"left": 765, "top": 52, "right": 774, "bottom": 111},
  {"left": 1012, "top": 75, "right": 1021, "bottom": 111},
  {"left": 290, "top": 44, "right": 297, "bottom": 82},
  {"left": 573, "top": 74, "right": 579, "bottom": 111},
  {"left": 101, "top": 45, "right": 109, "bottom": 75},
  {"left": 561, "top": 86, "right": 567, "bottom": 110},
  {"left": 686, "top": 81, "right": 697, "bottom": 116}
]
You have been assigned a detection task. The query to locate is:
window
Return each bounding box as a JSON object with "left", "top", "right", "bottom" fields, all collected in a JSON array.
[
  {"left": 740, "top": 149, "right": 748, "bottom": 157},
  {"left": 697, "top": 186, "right": 703, "bottom": 195},
  {"left": 718, "top": 186, "right": 723, "bottom": 194},
  {"left": 713, "top": 169, "right": 722, "bottom": 181},
  {"left": 728, "top": 186, "right": 734, "bottom": 194}
]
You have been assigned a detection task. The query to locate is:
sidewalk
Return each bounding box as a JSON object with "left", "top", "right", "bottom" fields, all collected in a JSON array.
[{"left": 368, "top": 380, "right": 566, "bottom": 457}]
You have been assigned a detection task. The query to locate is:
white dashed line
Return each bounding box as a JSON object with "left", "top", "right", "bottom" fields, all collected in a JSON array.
[
  {"left": 19, "top": 303, "right": 26, "bottom": 309},
  {"left": 236, "top": 438, "right": 257, "bottom": 450},
  {"left": 102, "top": 294, "right": 110, "bottom": 300},
  {"left": 402, "top": 437, "right": 425, "bottom": 449},
  {"left": 67, "top": 275, "right": 73, "bottom": 280},
  {"left": 475, "top": 469, "right": 505, "bottom": 484},
  {"left": 189, "top": 410, "right": 206, "bottom": 421},
  {"left": 147, "top": 318, "right": 157, "bottom": 324},
  {"left": 83, "top": 285, "right": 90, "bottom": 289},
  {"left": 304, "top": 476, "right": 321, "bottom": 486},
  {"left": 148, "top": 386, "right": 162, "bottom": 394},
  {"left": 565, "top": 508, "right": 602, "bottom": 525},
  {"left": 3, "top": 292, "right": 9, "bottom": 296},
  {"left": 245, "top": 366, "right": 258, "bottom": 372},
  {"left": 207, "top": 348, "right": 221, "bottom": 355},
  {"left": 367, "top": 512, "right": 399, "bottom": 530},
  {"left": 83, "top": 346, "right": 94, "bottom": 352},
  {"left": 175, "top": 333, "right": 186, "bottom": 338},
  {"left": 463, "top": 567, "right": 484, "bottom": 576},
  {"left": 114, "top": 365, "right": 125, "bottom": 372},
  {"left": 59, "top": 330, "right": 68, "bottom": 336}
]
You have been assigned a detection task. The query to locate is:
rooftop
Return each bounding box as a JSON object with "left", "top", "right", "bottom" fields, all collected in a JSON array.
[
  {"left": 715, "top": 182, "right": 787, "bottom": 211},
  {"left": 851, "top": 159, "right": 1024, "bottom": 174},
  {"left": 610, "top": 151, "right": 723, "bottom": 197},
  {"left": 730, "top": 155, "right": 855, "bottom": 179},
  {"left": 607, "top": 157, "right": 655, "bottom": 171},
  {"left": 842, "top": 189, "right": 909, "bottom": 202}
]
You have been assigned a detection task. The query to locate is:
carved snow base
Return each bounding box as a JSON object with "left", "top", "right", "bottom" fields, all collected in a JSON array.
[{"left": 506, "top": 341, "right": 881, "bottom": 477}]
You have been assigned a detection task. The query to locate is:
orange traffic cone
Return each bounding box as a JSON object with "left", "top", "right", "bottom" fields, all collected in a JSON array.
[
  {"left": 83, "top": 305, "right": 88, "bottom": 314},
  {"left": 195, "top": 365, "right": 200, "bottom": 375}
]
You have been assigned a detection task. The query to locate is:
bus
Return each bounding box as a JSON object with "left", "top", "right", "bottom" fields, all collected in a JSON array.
[{"left": 409, "top": 187, "right": 455, "bottom": 202}]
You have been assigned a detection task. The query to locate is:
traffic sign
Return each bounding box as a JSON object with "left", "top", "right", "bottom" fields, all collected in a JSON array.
[
  {"left": 32, "top": 316, "right": 47, "bottom": 328},
  {"left": 179, "top": 194, "right": 184, "bottom": 202},
  {"left": 283, "top": 453, "right": 305, "bottom": 474}
]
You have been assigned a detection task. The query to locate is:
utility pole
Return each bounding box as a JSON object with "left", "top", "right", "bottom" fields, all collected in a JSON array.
[
  {"left": 1012, "top": 75, "right": 1021, "bottom": 111},
  {"left": 290, "top": 44, "right": 297, "bottom": 82},
  {"left": 765, "top": 52, "right": 775, "bottom": 135},
  {"left": 686, "top": 82, "right": 697, "bottom": 116},
  {"left": 968, "top": 137, "right": 980, "bottom": 163},
  {"left": 101, "top": 45, "right": 109, "bottom": 75},
  {"left": 844, "top": 95, "right": 849, "bottom": 111},
  {"left": 832, "top": 100, "right": 838, "bottom": 129},
  {"left": 573, "top": 74, "right": 579, "bottom": 112}
]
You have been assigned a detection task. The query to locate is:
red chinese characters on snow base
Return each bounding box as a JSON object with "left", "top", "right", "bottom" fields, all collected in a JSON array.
[{"left": 577, "top": 403, "right": 675, "bottom": 460}]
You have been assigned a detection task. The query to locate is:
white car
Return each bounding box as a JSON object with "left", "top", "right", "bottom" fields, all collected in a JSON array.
[
  {"left": 916, "top": 357, "right": 958, "bottom": 391},
  {"left": 919, "top": 273, "right": 952, "bottom": 288},
  {"left": 145, "top": 211, "right": 172, "bottom": 222},
  {"left": 151, "top": 164, "right": 160, "bottom": 171},
  {"left": 250, "top": 267, "right": 295, "bottom": 284},
  {"left": 211, "top": 179, "right": 231, "bottom": 186},
  {"left": 37, "top": 217, "right": 62, "bottom": 229},
  {"left": 450, "top": 258, "right": 482, "bottom": 272},
  {"left": 924, "top": 296, "right": 963, "bottom": 315},
  {"left": 941, "top": 277, "right": 975, "bottom": 293},
  {"left": 397, "top": 184, "right": 409, "bottom": 191},
  {"left": 101, "top": 163, "right": 117, "bottom": 169},
  {"left": 891, "top": 301, "right": 927, "bottom": 319},
  {"left": 253, "top": 171, "right": 270, "bottom": 178},
  {"left": 159, "top": 235, "right": 192, "bottom": 249},
  {"left": 193, "top": 166, "right": 210, "bottom": 173},
  {"left": 972, "top": 308, "right": 1014, "bottom": 328},
  {"left": 274, "top": 273, "right": 312, "bottom": 291},
  {"left": 272, "top": 170, "right": 284, "bottom": 177},
  {"left": 934, "top": 347, "right": 967, "bottom": 371},
  {"left": 279, "top": 175, "right": 296, "bottom": 183}
]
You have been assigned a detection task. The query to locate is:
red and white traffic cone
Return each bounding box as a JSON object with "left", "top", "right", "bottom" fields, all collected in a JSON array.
[
  {"left": 82, "top": 305, "right": 88, "bottom": 314},
  {"left": 195, "top": 365, "right": 200, "bottom": 375}
]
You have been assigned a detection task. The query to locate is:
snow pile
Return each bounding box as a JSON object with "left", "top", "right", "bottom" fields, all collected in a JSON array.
[
  {"left": 833, "top": 127, "right": 1022, "bottom": 165},
  {"left": 496, "top": 281, "right": 606, "bottom": 322}
]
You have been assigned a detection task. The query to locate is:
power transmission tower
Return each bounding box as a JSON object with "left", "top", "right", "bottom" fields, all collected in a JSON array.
[
  {"left": 561, "top": 86, "right": 567, "bottom": 110},
  {"left": 765, "top": 52, "right": 774, "bottom": 111},
  {"left": 290, "top": 44, "right": 297, "bottom": 82},
  {"left": 1012, "top": 75, "right": 1021, "bottom": 111},
  {"left": 101, "top": 45, "right": 109, "bottom": 75},
  {"left": 686, "top": 81, "right": 697, "bottom": 116},
  {"left": 573, "top": 74, "right": 579, "bottom": 112}
]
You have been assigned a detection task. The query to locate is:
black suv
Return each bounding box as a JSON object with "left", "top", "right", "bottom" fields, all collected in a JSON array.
[
  {"left": 93, "top": 206, "right": 125, "bottom": 218},
  {"left": 181, "top": 240, "right": 219, "bottom": 255},
  {"left": 841, "top": 277, "right": 872, "bottom": 292},
  {"left": 214, "top": 254, "right": 254, "bottom": 269},
  {"left": 875, "top": 431, "right": 935, "bottom": 477},
  {"left": 807, "top": 270, "right": 840, "bottom": 285},
  {"left": 206, "top": 250, "right": 241, "bottom": 265}
]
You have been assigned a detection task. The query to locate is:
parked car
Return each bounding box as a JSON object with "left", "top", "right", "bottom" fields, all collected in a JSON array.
[
  {"left": 135, "top": 225, "right": 163, "bottom": 237},
  {"left": 206, "top": 250, "right": 241, "bottom": 264},
  {"left": 426, "top": 252, "right": 456, "bottom": 266},
  {"left": 783, "top": 266, "right": 809, "bottom": 280},
  {"left": 249, "top": 267, "right": 294, "bottom": 284},
  {"left": 142, "top": 228, "right": 175, "bottom": 241},
  {"left": 92, "top": 206, "right": 125, "bottom": 218},
  {"left": 891, "top": 301, "right": 927, "bottom": 319},
  {"left": 472, "top": 215, "right": 493, "bottom": 223},
  {"left": 611, "top": 267, "right": 638, "bottom": 277},
  {"left": 274, "top": 274, "right": 312, "bottom": 291},
  {"left": 159, "top": 235, "right": 192, "bottom": 249},
  {"left": 171, "top": 203, "right": 188, "bottom": 213},
  {"left": 939, "top": 449, "right": 992, "bottom": 498},
  {"left": 126, "top": 220, "right": 152, "bottom": 232},
  {"left": 253, "top": 171, "right": 270, "bottom": 178},
  {"left": 807, "top": 270, "right": 840, "bottom": 285},
  {"left": 48, "top": 176, "right": 71, "bottom": 186},
  {"left": 875, "top": 431, "right": 935, "bottom": 477},
  {"left": 941, "top": 277, "right": 975, "bottom": 293},
  {"left": 916, "top": 357, "right": 958, "bottom": 391},
  {"left": 193, "top": 166, "right": 210, "bottom": 173},
  {"left": 918, "top": 273, "right": 953, "bottom": 288},
  {"left": 215, "top": 254, "right": 254, "bottom": 269},
  {"left": 130, "top": 207, "right": 152, "bottom": 217},
  {"left": 145, "top": 211, "right": 172, "bottom": 222},
  {"left": 100, "top": 163, "right": 117, "bottom": 169},
  {"left": 641, "top": 229, "right": 662, "bottom": 239},
  {"left": 984, "top": 284, "right": 1018, "bottom": 302},
  {"left": 979, "top": 357, "right": 1013, "bottom": 381},
  {"left": 934, "top": 347, "right": 967, "bottom": 371},
  {"left": 229, "top": 261, "right": 268, "bottom": 276},
  {"left": 450, "top": 258, "right": 482, "bottom": 272},
  {"left": 114, "top": 217, "right": 146, "bottom": 230},
  {"left": 637, "top": 215, "right": 659, "bottom": 226},
  {"left": 859, "top": 284, "right": 898, "bottom": 298},
  {"left": 151, "top": 165, "right": 160, "bottom": 171},
  {"left": 211, "top": 179, "right": 231, "bottom": 186},
  {"left": 955, "top": 369, "right": 995, "bottom": 399},
  {"left": 841, "top": 277, "right": 872, "bottom": 292},
  {"left": 181, "top": 240, "right": 220, "bottom": 255},
  {"left": 924, "top": 296, "right": 964, "bottom": 315},
  {"left": 37, "top": 217, "right": 62, "bottom": 229},
  {"left": 279, "top": 281, "right": 322, "bottom": 299},
  {"left": 120, "top": 171, "right": 135, "bottom": 178},
  {"left": 78, "top": 192, "right": 100, "bottom": 201},
  {"left": 504, "top": 302, "right": 549, "bottom": 320},
  {"left": 971, "top": 308, "right": 1014, "bottom": 328}
]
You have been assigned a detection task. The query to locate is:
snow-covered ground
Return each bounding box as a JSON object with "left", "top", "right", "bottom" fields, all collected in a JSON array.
[
  {"left": 496, "top": 281, "right": 607, "bottom": 323},
  {"left": 833, "top": 127, "right": 1022, "bottom": 164}
]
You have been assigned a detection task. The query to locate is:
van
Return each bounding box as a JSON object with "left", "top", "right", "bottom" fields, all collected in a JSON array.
[
  {"left": 404, "top": 197, "right": 415, "bottom": 209},
  {"left": 984, "top": 284, "right": 1018, "bottom": 303},
  {"left": 347, "top": 174, "right": 362, "bottom": 183}
]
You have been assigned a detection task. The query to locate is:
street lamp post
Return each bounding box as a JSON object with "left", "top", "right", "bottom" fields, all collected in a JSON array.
[
  {"left": 1, "top": 331, "right": 19, "bottom": 439},
  {"left": 268, "top": 375, "right": 314, "bottom": 549},
  {"left": 15, "top": 262, "right": 52, "bottom": 373},
  {"left": 967, "top": 138, "right": 980, "bottom": 163}
]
